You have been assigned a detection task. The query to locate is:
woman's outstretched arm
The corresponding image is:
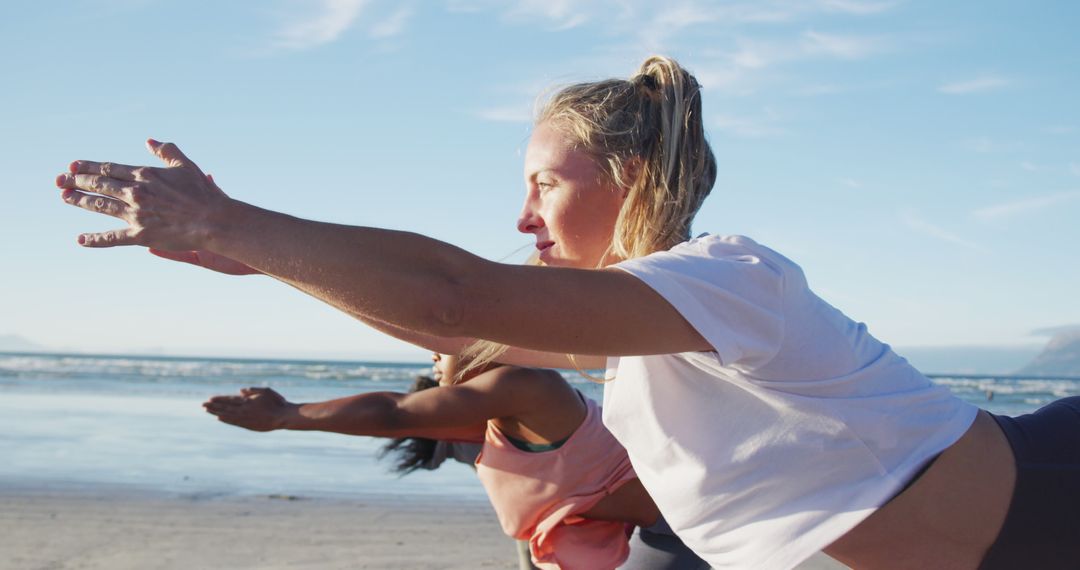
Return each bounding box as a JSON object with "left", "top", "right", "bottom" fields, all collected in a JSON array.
[
  {"left": 56, "top": 141, "right": 708, "bottom": 360},
  {"left": 204, "top": 366, "right": 574, "bottom": 441},
  {"left": 146, "top": 246, "right": 599, "bottom": 369}
]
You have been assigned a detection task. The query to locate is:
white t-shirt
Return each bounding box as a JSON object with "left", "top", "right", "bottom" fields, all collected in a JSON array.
[{"left": 602, "top": 234, "right": 977, "bottom": 570}]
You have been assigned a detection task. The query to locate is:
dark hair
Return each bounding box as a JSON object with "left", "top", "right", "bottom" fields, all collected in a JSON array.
[{"left": 378, "top": 375, "right": 440, "bottom": 475}]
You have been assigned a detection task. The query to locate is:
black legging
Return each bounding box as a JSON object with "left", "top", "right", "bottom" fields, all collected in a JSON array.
[
  {"left": 980, "top": 396, "right": 1080, "bottom": 569},
  {"left": 620, "top": 515, "right": 709, "bottom": 570}
]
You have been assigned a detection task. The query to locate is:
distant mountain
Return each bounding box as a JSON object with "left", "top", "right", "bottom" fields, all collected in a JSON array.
[
  {"left": 899, "top": 345, "right": 1041, "bottom": 376},
  {"left": 1016, "top": 326, "right": 1080, "bottom": 377},
  {"left": 0, "top": 334, "right": 47, "bottom": 352}
]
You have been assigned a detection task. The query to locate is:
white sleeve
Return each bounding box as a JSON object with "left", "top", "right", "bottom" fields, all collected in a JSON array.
[{"left": 613, "top": 238, "right": 786, "bottom": 368}]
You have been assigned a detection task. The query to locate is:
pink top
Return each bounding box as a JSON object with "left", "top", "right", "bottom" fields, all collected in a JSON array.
[{"left": 475, "top": 393, "right": 637, "bottom": 570}]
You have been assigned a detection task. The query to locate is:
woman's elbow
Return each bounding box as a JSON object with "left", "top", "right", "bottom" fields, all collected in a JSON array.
[
  {"left": 418, "top": 256, "right": 500, "bottom": 340},
  {"left": 421, "top": 277, "right": 476, "bottom": 338}
]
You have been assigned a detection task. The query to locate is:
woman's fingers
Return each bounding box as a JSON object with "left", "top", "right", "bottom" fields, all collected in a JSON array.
[
  {"left": 69, "top": 160, "right": 145, "bottom": 181},
  {"left": 204, "top": 400, "right": 244, "bottom": 415},
  {"left": 243, "top": 387, "right": 273, "bottom": 395},
  {"left": 206, "top": 395, "right": 245, "bottom": 405},
  {"left": 77, "top": 228, "right": 140, "bottom": 248},
  {"left": 60, "top": 139, "right": 227, "bottom": 252},
  {"left": 58, "top": 182, "right": 143, "bottom": 247},
  {"left": 147, "top": 139, "right": 197, "bottom": 169},
  {"left": 56, "top": 172, "right": 138, "bottom": 202},
  {"left": 61, "top": 188, "right": 130, "bottom": 219}
]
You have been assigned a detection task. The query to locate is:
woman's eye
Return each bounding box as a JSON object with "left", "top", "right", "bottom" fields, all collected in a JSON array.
[{"left": 537, "top": 181, "right": 554, "bottom": 191}]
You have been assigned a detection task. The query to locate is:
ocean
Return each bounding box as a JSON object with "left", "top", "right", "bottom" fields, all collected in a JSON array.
[{"left": 1, "top": 352, "right": 1077, "bottom": 501}]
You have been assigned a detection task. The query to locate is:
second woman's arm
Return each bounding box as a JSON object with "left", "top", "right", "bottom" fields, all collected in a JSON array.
[{"left": 204, "top": 367, "right": 574, "bottom": 441}]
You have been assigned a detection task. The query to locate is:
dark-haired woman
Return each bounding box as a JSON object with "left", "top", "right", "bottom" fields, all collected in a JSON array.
[{"left": 204, "top": 354, "right": 708, "bottom": 570}]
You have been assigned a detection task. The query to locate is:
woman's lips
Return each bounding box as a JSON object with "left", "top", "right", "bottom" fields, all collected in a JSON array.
[{"left": 537, "top": 241, "right": 555, "bottom": 252}]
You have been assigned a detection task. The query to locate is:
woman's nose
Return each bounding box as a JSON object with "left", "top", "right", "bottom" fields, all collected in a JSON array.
[{"left": 517, "top": 202, "right": 543, "bottom": 234}]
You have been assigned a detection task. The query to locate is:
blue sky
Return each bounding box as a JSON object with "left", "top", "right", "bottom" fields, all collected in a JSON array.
[{"left": 2, "top": 0, "right": 1078, "bottom": 362}]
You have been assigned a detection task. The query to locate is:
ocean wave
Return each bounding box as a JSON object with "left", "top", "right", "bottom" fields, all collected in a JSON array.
[{"left": 0, "top": 353, "right": 427, "bottom": 389}]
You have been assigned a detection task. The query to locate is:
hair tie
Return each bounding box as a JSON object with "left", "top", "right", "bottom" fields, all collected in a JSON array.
[{"left": 635, "top": 74, "right": 659, "bottom": 92}]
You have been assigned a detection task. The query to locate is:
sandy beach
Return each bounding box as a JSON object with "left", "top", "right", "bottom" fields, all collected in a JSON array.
[
  {"left": 1, "top": 486, "right": 511, "bottom": 570},
  {"left": 1, "top": 485, "right": 848, "bottom": 570}
]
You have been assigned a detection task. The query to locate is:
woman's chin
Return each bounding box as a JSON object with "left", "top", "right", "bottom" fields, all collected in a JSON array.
[
  {"left": 539, "top": 248, "right": 595, "bottom": 269},
  {"left": 537, "top": 248, "right": 559, "bottom": 266}
]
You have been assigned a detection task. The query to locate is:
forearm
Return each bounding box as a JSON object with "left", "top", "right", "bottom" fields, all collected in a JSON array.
[
  {"left": 281, "top": 392, "right": 405, "bottom": 437},
  {"left": 203, "top": 201, "right": 607, "bottom": 367},
  {"left": 205, "top": 199, "right": 476, "bottom": 338}
]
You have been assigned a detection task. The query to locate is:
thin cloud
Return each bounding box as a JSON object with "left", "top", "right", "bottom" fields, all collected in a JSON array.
[
  {"left": 481, "top": 0, "right": 900, "bottom": 46},
  {"left": 463, "top": 1, "right": 900, "bottom": 104},
  {"left": 1020, "top": 161, "right": 1039, "bottom": 172},
  {"left": 725, "top": 31, "right": 890, "bottom": 70},
  {"left": 692, "top": 30, "right": 891, "bottom": 95},
  {"left": 801, "top": 30, "right": 884, "bottom": 59},
  {"left": 275, "top": 0, "right": 369, "bottom": 50},
  {"left": 900, "top": 210, "right": 984, "bottom": 251},
  {"left": 819, "top": 0, "right": 900, "bottom": 14},
  {"left": 938, "top": 75, "right": 1010, "bottom": 95},
  {"left": 972, "top": 191, "right": 1080, "bottom": 222},
  {"left": 960, "top": 137, "right": 1016, "bottom": 154},
  {"left": 714, "top": 110, "right": 788, "bottom": 138},
  {"left": 503, "top": 0, "right": 599, "bottom": 30},
  {"left": 474, "top": 104, "right": 534, "bottom": 123},
  {"left": 1043, "top": 125, "right": 1075, "bottom": 135},
  {"left": 1071, "top": 163, "right": 1080, "bottom": 177},
  {"left": 797, "top": 83, "right": 845, "bottom": 96},
  {"left": 370, "top": 5, "right": 414, "bottom": 38},
  {"left": 654, "top": 3, "right": 721, "bottom": 30}
]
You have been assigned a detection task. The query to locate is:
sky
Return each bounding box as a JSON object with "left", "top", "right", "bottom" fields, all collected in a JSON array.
[{"left": 2, "top": 0, "right": 1078, "bottom": 362}]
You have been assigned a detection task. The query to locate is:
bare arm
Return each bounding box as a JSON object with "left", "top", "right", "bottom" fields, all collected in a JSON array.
[
  {"left": 147, "top": 246, "right": 601, "bottom": 369},
  {"left": 207, "top": 200, "right": 703, "bottom": 358},
  {"left": 57, "top": 142, "right": 708, "bottom": 360},
  {"left": 203, "top": 367, "right": 571, "bottom": 441}
]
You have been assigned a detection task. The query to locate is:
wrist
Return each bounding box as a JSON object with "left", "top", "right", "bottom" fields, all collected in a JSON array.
[
  {"left": 277, "top": 402, "right": 304, "bottom": 430},
  {"left": 201, "top": 197, "right": 255, "bottom": 252}
]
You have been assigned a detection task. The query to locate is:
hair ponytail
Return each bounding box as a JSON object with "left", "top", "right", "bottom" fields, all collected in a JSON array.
[
  {"left": 378, "top": 376, "right": 441, "bottom": 474},
  {"left": 459, "top": 56, "right": 716, "bottom": 381},
  {"left": 539, "top": 55, "right": 716, "bottom": 260}
]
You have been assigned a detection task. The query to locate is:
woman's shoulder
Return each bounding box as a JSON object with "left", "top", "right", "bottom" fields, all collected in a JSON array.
[
  {"left": 682, "top": 234, "right": 793, "bottom": 263},
  {"left": 619, "top": 233, "right": 803, "bottom": 284},
  {"left": 473, "top": 365, "right": 574, "bottom": 400}
]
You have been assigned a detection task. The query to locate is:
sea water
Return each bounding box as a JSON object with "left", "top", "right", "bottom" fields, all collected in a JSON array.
[
  {"left": 0, "top": 352, "right": 1076, "bottom": 500},
  {"left": 0, "top": 353, "right": 515, "bottom": 500}
]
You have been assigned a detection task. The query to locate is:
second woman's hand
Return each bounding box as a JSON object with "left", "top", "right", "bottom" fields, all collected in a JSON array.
[
  {"left": 204, "top": 387, "right": 293, "bottom": 432},
  {"left": 55, "top": 139, "right": 232, "bottom": 251}
]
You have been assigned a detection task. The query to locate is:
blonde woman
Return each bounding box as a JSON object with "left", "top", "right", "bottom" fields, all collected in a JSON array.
[{"left": 58, "top": 56, "right": 1079, "bottom": 569}]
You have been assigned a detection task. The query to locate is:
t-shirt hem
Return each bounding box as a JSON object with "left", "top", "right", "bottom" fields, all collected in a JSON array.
[{"left": 753, "top": 404, "right": 980, "bottom": 570}]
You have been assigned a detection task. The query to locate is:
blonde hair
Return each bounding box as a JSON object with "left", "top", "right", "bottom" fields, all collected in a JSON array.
[
  {"left": 459, "top": 55, "right": 716, "bottom": 381},
  {"left": 540, "top": 55, "right": 716, "bottom": 259}
]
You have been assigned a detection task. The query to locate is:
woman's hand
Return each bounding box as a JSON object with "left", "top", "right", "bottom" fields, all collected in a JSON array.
[
  {"left": 56, "top": 139, "right": 231, "bottom": 251},
  {"left": 203, "top": 387, "right": 293, "bottom": 432}
]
